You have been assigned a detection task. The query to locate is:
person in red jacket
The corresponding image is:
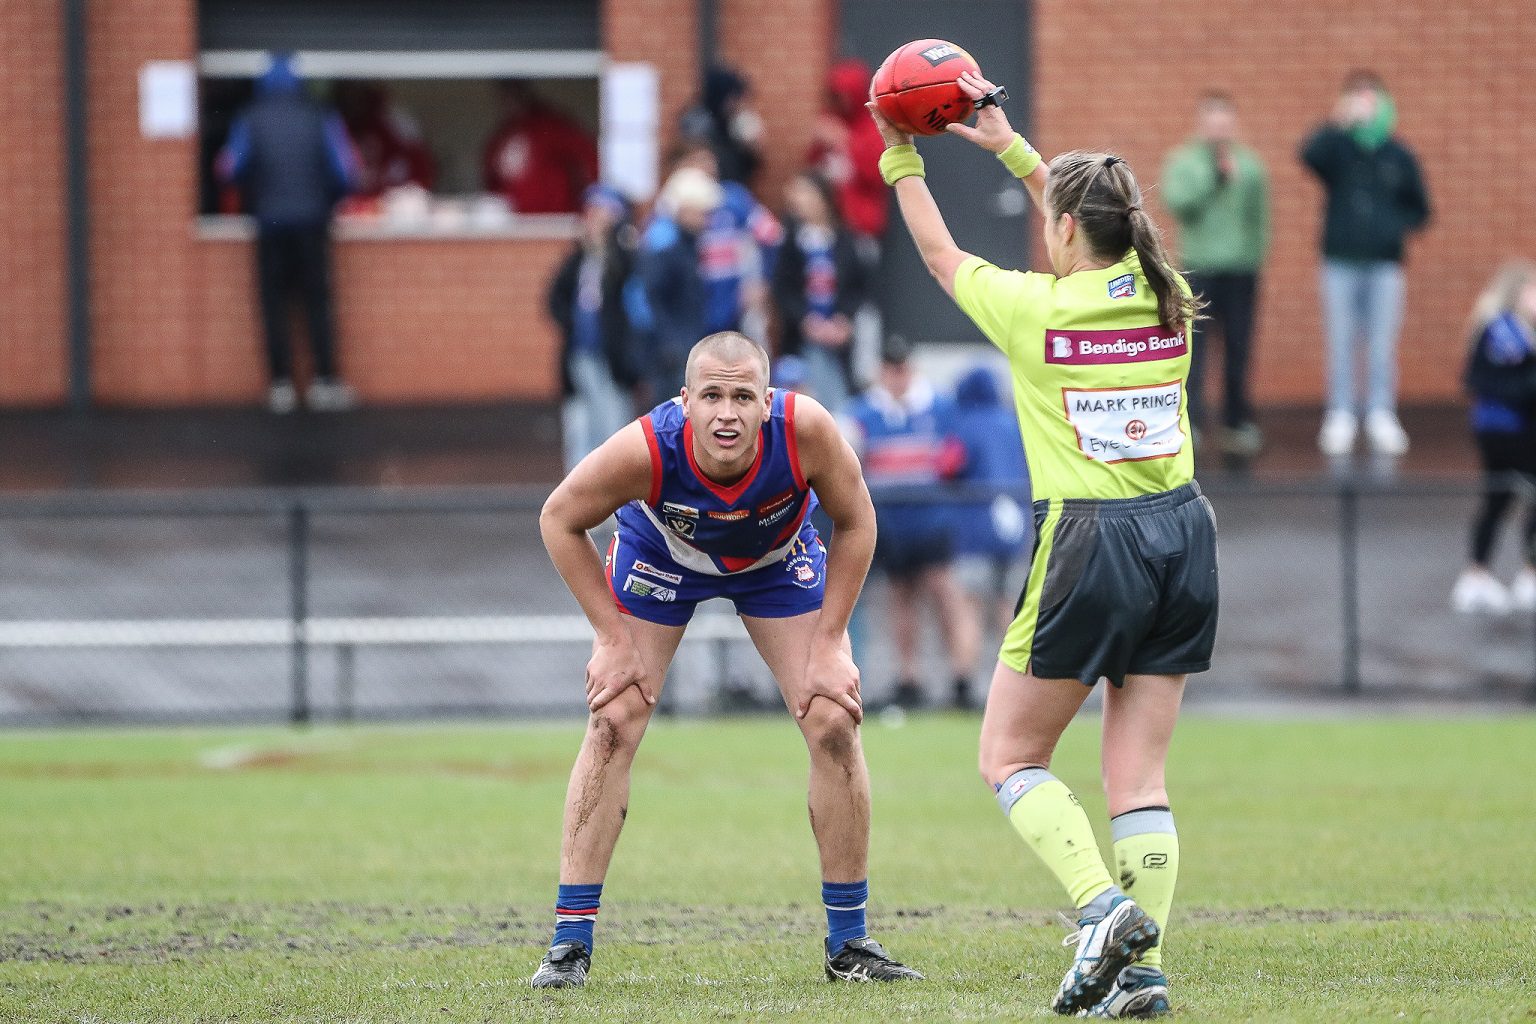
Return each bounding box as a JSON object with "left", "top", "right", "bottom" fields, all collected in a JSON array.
[
  {"left": 336, "top": 81, "right": 435, "bottom": 201},
  {"left": 806, "top": 58, "right": 889, "bottom": 242},
  {"left": 482, "top": 81, "right": 598, "bottom": 214}
]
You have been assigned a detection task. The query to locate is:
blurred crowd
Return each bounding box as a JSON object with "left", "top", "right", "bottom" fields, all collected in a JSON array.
[{"left": 213, "top": 54, "right": 1535, "bottom": 642}]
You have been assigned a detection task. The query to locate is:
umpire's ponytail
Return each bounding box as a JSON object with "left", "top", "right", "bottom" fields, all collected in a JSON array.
[{"left": 1045, "top": 151, "right": 1198, "bottom": 331}]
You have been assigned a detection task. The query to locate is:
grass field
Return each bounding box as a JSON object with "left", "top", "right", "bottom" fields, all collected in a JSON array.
[{"left": 2, "top": 713, "right": 1533, "bottom": 1023}]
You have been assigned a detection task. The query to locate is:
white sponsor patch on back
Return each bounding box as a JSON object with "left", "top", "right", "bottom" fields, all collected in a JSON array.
[{"left": 1062, "top": 381, "right": 1185, "bottom": 464}]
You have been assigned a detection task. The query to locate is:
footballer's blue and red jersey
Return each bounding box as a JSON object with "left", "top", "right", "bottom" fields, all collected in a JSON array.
[{"left": 609, "top": 389, "right": 826, "bottom": 625}]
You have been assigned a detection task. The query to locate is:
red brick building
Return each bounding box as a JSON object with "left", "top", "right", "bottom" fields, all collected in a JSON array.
[{"left": 3, "top": 0, "right": 1533, "bottom": 409}]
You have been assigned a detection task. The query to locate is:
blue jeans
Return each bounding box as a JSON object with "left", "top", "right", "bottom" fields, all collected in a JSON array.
[
  {"left": 562, "top": 352, "right": 633, "bottom": 472},
  {"left": 1320, "top": 259, "right": 1405, "bottom": 415}
]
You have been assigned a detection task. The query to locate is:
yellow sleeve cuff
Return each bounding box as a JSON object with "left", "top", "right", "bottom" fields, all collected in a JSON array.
[
  {"left": 998, "top": 135, "right": 1042, "bottom": 178},
  {"left": 879, "top": 145, "right": 925, "bottom": 186}
]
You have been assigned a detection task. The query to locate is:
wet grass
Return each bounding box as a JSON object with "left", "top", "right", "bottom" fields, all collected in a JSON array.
[{"left": 2, "top": 714, "right": 1533, "bottom": 1022}]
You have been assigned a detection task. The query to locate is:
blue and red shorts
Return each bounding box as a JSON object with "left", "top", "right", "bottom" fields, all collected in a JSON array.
[{"left": 605, "top": 524, "right": 827, "bottom": 626}]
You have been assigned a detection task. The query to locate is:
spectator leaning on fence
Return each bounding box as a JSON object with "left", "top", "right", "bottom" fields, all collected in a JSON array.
[
  {"left": 546, "top": 185, "right": 640, "bottom": 472},
  {"left": 844, "top": 337, "right": 980, "bottom": 710},
  {"left": 948, "top": 364, "right": 1031, "bottom": 633},
  {"left": 1451, "top": 260, "right": 1536, "bottom": 616},
  {"left": 1162, "top": 91, "right": 1270, "bottom": 456},
  {"left": 1301, "top": 70, "right": 1431, "bottom": 458},
  {"left": 217, "top": 53, "right": 360, "bottom": 414}
]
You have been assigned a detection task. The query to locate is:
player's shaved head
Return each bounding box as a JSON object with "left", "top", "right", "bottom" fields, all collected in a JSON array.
[{"left": 685, "top": 332, "right": 770, "bottom": 390}]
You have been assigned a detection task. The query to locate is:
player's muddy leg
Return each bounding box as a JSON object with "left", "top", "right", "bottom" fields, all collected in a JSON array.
[
  {"left": 559, "top": 616, "right": 685, "bottom": 883},
  {"left": 742, "top": 611, "right": 869, "bottom": 882}
]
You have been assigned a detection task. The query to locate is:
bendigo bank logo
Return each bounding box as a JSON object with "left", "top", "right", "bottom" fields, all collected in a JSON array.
[{"left": 1045, "top": 326, "right": 1187, "bottom": 366}]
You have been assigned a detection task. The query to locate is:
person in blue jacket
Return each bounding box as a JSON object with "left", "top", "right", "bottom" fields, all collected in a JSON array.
[
  {"left": 949, "top": 364, "right": 1031, "bottom": 632},
  {"left": 845, "top": 337, "right": 980, "bottom": 709},
  {"left": 1452, "top": 261, "right": 1536, "bottom": 614},
  {"left": 218, "top": 53, "right": 359, "bottom": 414}
]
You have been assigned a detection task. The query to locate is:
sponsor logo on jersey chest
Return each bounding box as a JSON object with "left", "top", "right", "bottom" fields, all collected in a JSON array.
[
  {"left": 706, "top": 508, "right": 749, "bottom": 522},
  {"left": 1045, "top": 326, "right": 1187, "bottom": 366}
]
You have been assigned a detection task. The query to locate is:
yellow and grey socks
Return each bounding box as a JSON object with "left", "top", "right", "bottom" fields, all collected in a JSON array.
[
  {"left": 1112, "top": 806, "right": 1178, "bottom": 969},
  {"left": 997, "top": 767, "right": 1119, "bottom": 911}
]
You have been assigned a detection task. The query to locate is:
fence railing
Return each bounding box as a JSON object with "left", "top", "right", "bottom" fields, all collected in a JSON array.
[{"left": 0, "top": 475, "right": 1531, "bottom": 726}]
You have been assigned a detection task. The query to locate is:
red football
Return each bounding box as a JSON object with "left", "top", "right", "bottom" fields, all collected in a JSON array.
[{"left": 871, "top": 38, "right": 981, "bottom": 136}]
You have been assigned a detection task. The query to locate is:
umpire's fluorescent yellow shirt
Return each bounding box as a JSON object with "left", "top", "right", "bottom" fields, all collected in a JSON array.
[{"left": 953, "top": 252, "right": 1196, "bottom": 501}]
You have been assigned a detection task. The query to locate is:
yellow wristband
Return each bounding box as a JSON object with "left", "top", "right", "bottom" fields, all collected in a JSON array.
[
  {"left": 998, "top": 135, "right": 1042, "bottom": 178},
  {"left": 879, "top": 145, "right": 925, "bottom": 186}
]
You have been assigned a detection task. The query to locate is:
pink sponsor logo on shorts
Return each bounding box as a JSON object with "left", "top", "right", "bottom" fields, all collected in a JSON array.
[{"left": 1044, "top": 326, "right": 1188, "bottom": 365}]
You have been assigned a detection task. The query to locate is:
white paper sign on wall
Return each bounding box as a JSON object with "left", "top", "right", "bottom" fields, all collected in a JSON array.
[{"left": 139, "top": 61, "right": 197, "bottom": 140}]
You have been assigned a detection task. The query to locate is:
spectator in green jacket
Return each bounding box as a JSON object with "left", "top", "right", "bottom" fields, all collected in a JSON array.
[
  {"left": 1301, "top": 70, "right": 1431, "bottom": 458},
  {"left": 1162, "top": 91, "right": 1270, "bottom": 456}
]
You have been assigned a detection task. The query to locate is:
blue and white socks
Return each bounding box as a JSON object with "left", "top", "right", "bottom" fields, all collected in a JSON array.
[
  {"left": 553, "top": 879, "right": 871, "bottom": 955},
  {"left": 551, "top": 882, "right": 602, "bottom": 951},
  {"left": 823, "top": 879, "right": 869, "bottom": 954}
]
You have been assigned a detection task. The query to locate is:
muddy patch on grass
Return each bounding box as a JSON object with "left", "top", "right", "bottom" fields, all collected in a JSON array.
[{"left": 0, "top": 901, "right": 1519, "bottom": 965}]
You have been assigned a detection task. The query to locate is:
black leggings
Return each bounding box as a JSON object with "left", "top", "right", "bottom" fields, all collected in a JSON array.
[{"left": 1470, "top": 430, "right": 1536, "bottom": 566}]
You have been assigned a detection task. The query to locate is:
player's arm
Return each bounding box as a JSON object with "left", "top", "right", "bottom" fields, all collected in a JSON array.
[
  {"left": 539, "top": 420, "right": 656, "bottom": 710},
  {"left": 792, "top": 395, "right": 875, "bottom": 723}
]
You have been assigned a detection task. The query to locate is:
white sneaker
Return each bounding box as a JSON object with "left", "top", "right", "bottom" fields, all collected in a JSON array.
[
  {"left": 307, "top": 377, "right": 358, "bottom": 412},
  {"left": 1365, "top": 410, "right": 1409, "bottom": 455},
  {"left": 1088, "top": 964, "right": 1172, "bottom": 1018},
  {"left": 1051, "top": 897, "right": 1160, "bottom": 1015},
  {"left": 1451, "top": 569, "right": 1511, "bottom": 616},
  {"left": 267, "top": 379, "right": 297, "bottom": 414},
  {"left": 1511, "top": 569, "right": 1536, "bottom": 612},
  {"left": 1318, "top": 409, "right": 1357, "bottom": 456}
]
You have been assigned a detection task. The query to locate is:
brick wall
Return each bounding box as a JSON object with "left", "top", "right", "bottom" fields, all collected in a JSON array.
[
  {"left": 1034, "top": 0, "right": 1536, "bottom": 405},
  {"left": 0, "top": 0, "right": 67, "bottom": 406},
  {"left": 6, "top": 0, "right": 1528, "bottom": 409}
]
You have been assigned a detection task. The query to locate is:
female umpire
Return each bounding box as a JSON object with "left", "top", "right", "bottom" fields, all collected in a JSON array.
[{"left": 870, "top": 71, "right": 1215, "bottom": 1019}]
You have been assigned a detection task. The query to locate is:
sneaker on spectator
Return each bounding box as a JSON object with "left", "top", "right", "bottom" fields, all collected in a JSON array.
[
  {"left": 1451, "top": 568, "right": 1510, "bottom": 616},
  {"left": 268, "top": 378, "right": 297, "bottom": 415},
  {"left": 1365, "top": 410, "right": 1409, "bottom": 455},
  {"left": 1317, "top": 409, "right": 1356, "bottom": 456},
  {"left": 1220, "top": 422, "right": 1264, "bottom": 457},
  {"left": 307, "top": 377, "right": 357, "bottom": 412},
  {"left": 1511, "top": 568, "right": 1536, "bottom": 613}
]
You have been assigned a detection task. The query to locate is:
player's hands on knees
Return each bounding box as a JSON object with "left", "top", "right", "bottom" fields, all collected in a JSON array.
[
  {"left": 865, "top": 102, "right": 913, "bottom": 149},
  {"left": 796, "top": 642, "right": 863, "bottom": 724},
  {"left": 946, "top": 72, "right": 1015, "bottom": 153},
  {"left": 585, "top": 632, "right": 653, "bottom": 712}
]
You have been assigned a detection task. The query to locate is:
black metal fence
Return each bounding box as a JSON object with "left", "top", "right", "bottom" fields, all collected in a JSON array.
[{"left": 0, "top": 477, "right": 1531, "bottom": 727}]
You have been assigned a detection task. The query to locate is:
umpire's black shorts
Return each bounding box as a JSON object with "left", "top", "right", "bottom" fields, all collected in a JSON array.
[{"left": 1000, "top": 481, "right": 1218, "bottom": 687}]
